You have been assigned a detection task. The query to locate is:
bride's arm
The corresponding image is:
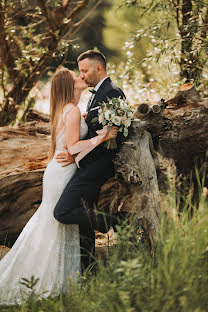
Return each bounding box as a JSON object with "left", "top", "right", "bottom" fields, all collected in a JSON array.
[
  {"left": 65, "top": 106, "right": 81, "bottom": 148},
  {"left": 56, "top": 107, "right": 117, "bottom": 166},
  {"left": 65, "top": 107, "right": 117, "bottom": 149},
  {"left": 56, "top": 106, "right": 80, "bottom": 167}
]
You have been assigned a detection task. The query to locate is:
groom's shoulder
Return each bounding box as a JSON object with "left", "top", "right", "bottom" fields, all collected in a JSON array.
[
  {"left": 110, "top": 81, "right": 121, "bottom": 90},
  {"left": 105, "top": 80, "right": 125, "bottom": 98},
  {"left": 103, "top": 78, "right": 123, "bottom": 92}
]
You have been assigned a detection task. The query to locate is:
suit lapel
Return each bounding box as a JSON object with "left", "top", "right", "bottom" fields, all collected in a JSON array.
[{"left": 89, "top": 77, "right": 111, "bottom": 111}]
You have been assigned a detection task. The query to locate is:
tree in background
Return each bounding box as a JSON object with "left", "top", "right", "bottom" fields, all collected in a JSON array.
[
  {"left": 0, "top": 0, "right": 112, "bottom": 126},
  {"left": 74, "top": 0, "right": 113, "bottom": 59},
  {"left": 50, "top": 0, "right": 113, "bottom": 71},
  {"left": 120, "top": 0, "right": 208, "bottom": 86}
]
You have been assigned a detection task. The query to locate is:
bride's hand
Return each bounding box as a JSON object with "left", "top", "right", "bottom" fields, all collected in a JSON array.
[
  {"left": 55, "top": 146, "right": 75, "bottom": 167},
  {"left": 105, "top": 126, "right": 118, "bottom": 140}
]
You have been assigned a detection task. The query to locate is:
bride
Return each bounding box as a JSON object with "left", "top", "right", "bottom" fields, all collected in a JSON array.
[{"left": 0, "top": 68, "right": 117, "bottom": 305}]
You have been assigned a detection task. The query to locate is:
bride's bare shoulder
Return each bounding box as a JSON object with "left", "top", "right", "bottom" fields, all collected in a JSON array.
[
  {"left": 64, "top": 104, "right": 80, "bottom": 121},
  {"left": 63, "top": 103, "right": 74, "bottom": 111}
]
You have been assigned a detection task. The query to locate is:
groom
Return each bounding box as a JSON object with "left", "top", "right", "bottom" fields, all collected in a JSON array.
[{"left": 54, "top": 50, "right": 126, "bottom": 269}]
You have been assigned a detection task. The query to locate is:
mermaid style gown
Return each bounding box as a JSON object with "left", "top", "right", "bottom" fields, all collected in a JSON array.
[{"left": 0, "top": 107, "right": 88, "bottom": 305}]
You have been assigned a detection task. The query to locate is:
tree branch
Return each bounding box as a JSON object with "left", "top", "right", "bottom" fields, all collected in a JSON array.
[
  {"left": 175, "top": 0, "right": 180, "bottom": 29},
  {"left": 59, "top": 0, "right": 90, "bottom": 38},
  {"left": 201, "top": 7, "right": 208, "bottom": 41},
  {"left": 62, "top": 0, "right": 70, "bottom": 7},
  {"left": 70, "top": 0, "right": 102, "bottom": 36},
  {"left": 0, "top": 68, "right": 6, "bottom": 107},
  {"left": 0, "top": 2, "right": 16, "bottom": 80},
  {"left": 37, "top": 0, "right": 57, "bottom": 31},
  {"left": 62, "top": 0, "right": 72, "bottom": 10}
]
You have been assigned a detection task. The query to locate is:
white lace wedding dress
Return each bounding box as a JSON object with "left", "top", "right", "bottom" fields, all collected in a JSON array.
[{"left": 0, "top": 107, "right": 88, "bottom": 305}]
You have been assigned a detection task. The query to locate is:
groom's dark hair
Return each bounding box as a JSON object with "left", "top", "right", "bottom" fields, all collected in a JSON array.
[{"left": 77, "top": 50, "right": 106, "bottom": 70}]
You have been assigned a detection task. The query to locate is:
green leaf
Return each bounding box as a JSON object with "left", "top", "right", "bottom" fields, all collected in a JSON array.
[
  {"left": 91, "top": 117, "right": 98, "bottom": 124},
  {"left": 123, "top": 127, "right": 128, "bottom": 137}
]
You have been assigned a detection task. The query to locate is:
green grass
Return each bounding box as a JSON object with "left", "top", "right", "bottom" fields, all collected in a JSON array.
[{"left": 1, "top": 191, "right": 208, "bottom": 312}]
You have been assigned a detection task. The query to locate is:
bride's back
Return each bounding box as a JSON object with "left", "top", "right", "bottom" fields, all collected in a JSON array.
[{"left": 55, "top": 106, "right": 88, "bottom": 153}]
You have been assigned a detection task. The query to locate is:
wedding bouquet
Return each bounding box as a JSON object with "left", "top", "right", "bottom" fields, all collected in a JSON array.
[{"left": 96, "top": 97, "right": 134, "bottom": 149}]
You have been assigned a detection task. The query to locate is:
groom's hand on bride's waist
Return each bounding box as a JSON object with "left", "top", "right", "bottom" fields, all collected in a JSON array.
[{"left": 55, "top": 146, "right": 75, "bottom": 167}]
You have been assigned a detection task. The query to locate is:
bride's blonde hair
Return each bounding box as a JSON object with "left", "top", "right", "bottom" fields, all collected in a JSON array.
[{"left": 49, "top": 68, "right": 74, "bottom": 159}]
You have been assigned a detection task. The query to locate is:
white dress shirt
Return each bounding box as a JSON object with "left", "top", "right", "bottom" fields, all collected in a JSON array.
[{"left": 88, "top": 76, "right": 109, "bottom": 109}]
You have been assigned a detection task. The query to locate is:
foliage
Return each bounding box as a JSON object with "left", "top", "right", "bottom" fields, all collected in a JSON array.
[
  {"left": 74, "top": 0, "right": 114, "bottom": 61},
  {"left": 0, "top": 0, "right": 110, "bottom": 126},
  {"left": 120, "top": 0, "right": 208, "bottom": 86},
  {"left": 103, "top": 0, "right": 208, "bottom": 100},
  {"left": 103, "top": 0, "right": 183, "bottom": 103},
  {"left": 1, "top": 187, "right": 208, "bottom": 312},
  {"left": 106, "top": 61, "right": 180, "bottom": 106}
]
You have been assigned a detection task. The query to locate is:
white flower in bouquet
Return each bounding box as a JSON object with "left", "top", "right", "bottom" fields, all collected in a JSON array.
[
  {"left": 119, "top": 99, "right": 127, "bottom": 110},
  {"left": 124, "top": 118, "right": 131, "bottom": 128},
  {"left": 112, "top": 115, "right": 121, "bottom": 126},
  {"left": 104, "top": 110, "right": 111, "bottom": 120},
  {"left": 111, "top": 112, "right": 116, "bottom": 119},
  {"left": 98, "top": 112, "right": 104, "bottom": 123},
  {"left": 127, "top": 111, "right": 134, "bottom": 119}
]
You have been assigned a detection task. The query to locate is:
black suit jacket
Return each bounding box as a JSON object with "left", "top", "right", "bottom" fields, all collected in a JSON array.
[{"left": 79, "top": 77, "right": 126, "bottom": 166}]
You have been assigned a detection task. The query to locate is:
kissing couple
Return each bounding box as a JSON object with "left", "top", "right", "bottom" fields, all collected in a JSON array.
[{"left": 0, "top": 50, "right": 127, "bottom": 304}]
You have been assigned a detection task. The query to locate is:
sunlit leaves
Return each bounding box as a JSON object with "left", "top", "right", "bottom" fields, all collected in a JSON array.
[{"left": 121, "top": 0, "right": 208, "bottom": 85}]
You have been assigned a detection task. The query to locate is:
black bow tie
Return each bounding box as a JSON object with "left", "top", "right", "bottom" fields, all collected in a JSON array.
[{"left": 89, "top": 89, "right": 96, "bottom": 94}]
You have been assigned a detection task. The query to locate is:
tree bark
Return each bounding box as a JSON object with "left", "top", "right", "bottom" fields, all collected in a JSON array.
[
  {"left": 167, "top": 83, "right": 201, "bottom": 108},
  {"left": 113, "top": 121, "right": 161, "bottom": 239},
  {"left": 180, "top": 0, "right": 194, "bottom": 80}
]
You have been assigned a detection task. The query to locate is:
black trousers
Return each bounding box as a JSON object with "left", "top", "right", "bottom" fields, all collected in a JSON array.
[{"left": 54, "top": 152, "right": 115, "bottom": 269}]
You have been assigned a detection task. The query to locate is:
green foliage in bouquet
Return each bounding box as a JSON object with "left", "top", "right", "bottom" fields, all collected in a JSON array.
[
  {"left": 97, "top": 97, "right": 134, "bottom": 137},
  {"left": 92, "top": 97, "right": 135, "bottom": 149}
]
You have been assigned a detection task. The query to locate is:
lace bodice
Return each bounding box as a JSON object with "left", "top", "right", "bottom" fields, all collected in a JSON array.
[{"left": 56, "top": 107, "right": 88, "bottom": 152}]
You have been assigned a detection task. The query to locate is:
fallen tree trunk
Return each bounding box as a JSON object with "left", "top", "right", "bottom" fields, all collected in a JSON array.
[
  {"left": 0, "top": 170, "right": 44, "bottom": 246},
  {"left": 162, "top": 86, "right": 208, "bottom": 204},
  {"left": 136, "top": 84, "right": 208, "bottom": 203},
  {"left": 0, "top": 109, "right": 50, "bottom": 245},
  {"left": 135, "top": 86, "right": 208, "bottom": 182}
]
